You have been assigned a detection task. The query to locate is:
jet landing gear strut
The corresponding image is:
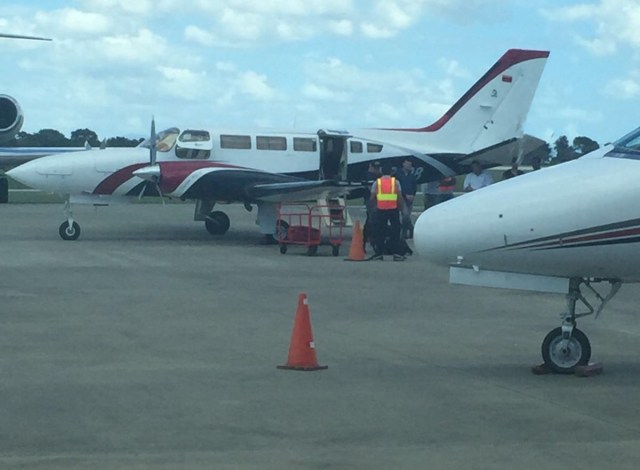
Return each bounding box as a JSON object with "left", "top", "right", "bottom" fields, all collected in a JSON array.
[
  {"left": 541, "top": 277, "right": 621, "bottom": 374},
  {"left": 59, "top": 198, "right": 81, "bottom": 241}
]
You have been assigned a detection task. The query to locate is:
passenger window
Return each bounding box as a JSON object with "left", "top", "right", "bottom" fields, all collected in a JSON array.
[
  {"left": 367, "top": 143, "right": 383, "bottom": 153},
  {"left": 257, "top": 136, "right": 287, "bottom": 151},
  {"left": 293, "top": 137, "right": 317, "bottom": 152},
  {"left": 350, "top": 141, "right": 363, "bottom": 153},
  {"left": 179, "top": 130, "right": 210, "bottom": 142},
  {"left": 220, "top": 135, "right": 252, "bottom": 149}
]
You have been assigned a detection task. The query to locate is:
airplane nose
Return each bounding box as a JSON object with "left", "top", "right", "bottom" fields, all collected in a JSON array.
[
  {"left": 413, "top": 202, "right": 455, "bottom": 265},
  {"left": 6, "top": 161, "right": 36, "bottom": 187}
]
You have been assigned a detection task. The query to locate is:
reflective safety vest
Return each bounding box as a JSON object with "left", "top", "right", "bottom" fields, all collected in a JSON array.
[{"left": 376, "top": 177, "right": 398, "bottom": 210}]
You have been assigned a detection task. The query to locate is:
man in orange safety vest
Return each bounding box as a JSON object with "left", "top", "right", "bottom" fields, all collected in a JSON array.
[{"left": 367, "top": 166, "right": 407, "bottom": 261}]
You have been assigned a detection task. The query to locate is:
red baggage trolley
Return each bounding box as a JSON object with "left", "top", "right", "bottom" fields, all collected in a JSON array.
[{"left": 277, "top": 203, "right": 345, "bottom": 256}]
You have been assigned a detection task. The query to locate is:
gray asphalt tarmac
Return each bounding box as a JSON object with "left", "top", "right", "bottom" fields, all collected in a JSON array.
[{"left": 1, "top": 203, "right": 640, "bottom": 469}]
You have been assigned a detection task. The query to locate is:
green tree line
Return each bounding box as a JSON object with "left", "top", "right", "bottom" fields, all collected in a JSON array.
[
  {"left": 4, "top": 128, "right": 143, "bottom": 148},
  {"left": 5, "top": 127, "right": 600, "bottom": 164},
  {"left": 527, "top": 135, "right": 600, "bottom": 165}
]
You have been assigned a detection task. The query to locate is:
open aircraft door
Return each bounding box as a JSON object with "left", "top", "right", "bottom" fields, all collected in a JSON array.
[
  {"left": 316, "top": 129, "right": 353, "bottom": 227},
  {"left": 317, "top": 129, "right": 351, "bottom": 181}
]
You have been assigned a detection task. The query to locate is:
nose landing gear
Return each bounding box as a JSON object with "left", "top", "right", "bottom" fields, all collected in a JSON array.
[
  {"left": 59, "top": 198, "right": 81, "bottom": 241},
  {"left": 541, "top": 278, "right": 621, "bottom": 374}
]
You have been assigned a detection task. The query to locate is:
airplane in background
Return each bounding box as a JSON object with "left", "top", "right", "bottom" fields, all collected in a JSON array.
[
  {"left": 7, "top": 49, "right": 549, "bottom": 241},
  {"left": 413, "top": 126, "right": 640, "bottom": 374},
  {"left": 0, "top": 32, "right": 88, "bottom": 168}
]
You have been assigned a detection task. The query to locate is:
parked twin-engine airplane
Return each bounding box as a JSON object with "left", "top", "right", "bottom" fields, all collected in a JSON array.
[
  {"left": 414, "top": 127, "right": 640, "bottom": 374},
  {"left": 7, "top": 49, "right": 549, "bottom": 241}
]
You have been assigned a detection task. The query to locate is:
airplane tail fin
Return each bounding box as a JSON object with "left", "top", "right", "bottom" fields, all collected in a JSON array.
[{"left": 377, "top": 49, "right": 549, "bottom": 154}]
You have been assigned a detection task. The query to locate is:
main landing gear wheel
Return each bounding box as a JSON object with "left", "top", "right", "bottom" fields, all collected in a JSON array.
[
  {"left": 59, "top": 221, "right": 81, "bottom": 241},
  {"left": 205, "top": 211, "right": 230, "bottom": 235},
  {"left": 276, "top": 219, "right": 289, "bottom": 241},
  {"left": 541, "top": 326, "right": 591, "bottom": 374}
]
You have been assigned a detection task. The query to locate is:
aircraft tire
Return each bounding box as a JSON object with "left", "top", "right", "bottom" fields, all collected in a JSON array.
[
  {"left": 205, "top": 211, "right": 230, "bottom": 235},
  {"left": 59, "top": 221, "right": 81, "bottom": 241},
  {"left": 541, "top": 326, "right": 591, "bottom": 374}
]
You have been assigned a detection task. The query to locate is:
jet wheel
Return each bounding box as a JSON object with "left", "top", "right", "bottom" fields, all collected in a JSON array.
[
  {"left": 541, "top": 326, "right": 591, "bottom": 374},
  {"left": 59, "top": 221, "right": 81, "bottom": 241},
  {"left": 205, "top": 211, "right": 230, "bottom": 235}
]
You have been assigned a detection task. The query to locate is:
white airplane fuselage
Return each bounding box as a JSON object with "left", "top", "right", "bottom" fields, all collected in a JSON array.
[{"left": 414, "top": 144, "right": 640, "bottom": 282}]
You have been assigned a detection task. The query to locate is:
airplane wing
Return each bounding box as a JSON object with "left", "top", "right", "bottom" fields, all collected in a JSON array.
[
  {"left": 0, "top": 33, "right": 51, "bottom": 41},
  {"left": 249, "top": 179, "right": 360, "bottom": 202},
  {"left": 134, "top": 164, "right": 365, "bottom": 203}
]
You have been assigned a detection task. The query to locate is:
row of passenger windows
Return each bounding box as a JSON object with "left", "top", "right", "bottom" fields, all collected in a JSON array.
[{"left": 218, "top": 135, "right": 382, "bottom": 153}]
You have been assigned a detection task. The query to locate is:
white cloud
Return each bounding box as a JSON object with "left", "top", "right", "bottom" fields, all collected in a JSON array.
[
  {"left": 238, "top": 71, "right": 276, "bottom": 101},
  {"left": 99, "top": 28, "right": 167, "bottom": 62},
  {"left": 301, "top": 84, "right": 350, "bottom": 102},
  {"left": 184, "top": 25, "right": 215, "bottom": 46},
  {"left": 605, "top": 77, "right": 640, "bottom": 99},
  {"left": 34, "top": 8, "right": 114, "bottom": 37},
  {"left": 543, "top": 0, "right": 640, "bottom": 56},
  {"left": 437, "top": 58, "right": 471, "bottom": 79},
  {"left": 328, "top": 20, "right": 353, "bottom": 36}
]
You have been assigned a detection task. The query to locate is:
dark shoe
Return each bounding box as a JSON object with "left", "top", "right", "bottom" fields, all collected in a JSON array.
[
  {"left": 367, "top": 254, "right": 383, "bottom": 261},
  {"left": 393, "top": 254, "right": 406, "bottom": 261}
]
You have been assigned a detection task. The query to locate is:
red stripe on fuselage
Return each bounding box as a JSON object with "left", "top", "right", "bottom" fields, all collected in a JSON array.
[{"left": 93, "top": 161, "right": 244, "bottom": 195}]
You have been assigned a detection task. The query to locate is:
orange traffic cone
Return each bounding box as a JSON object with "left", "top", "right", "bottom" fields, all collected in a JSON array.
[
  {"left": 277, "top": 293, "right": 328, "bottom": 371},
  {"left": 345, "top": 219, "right": 365, "bottom": 261}
]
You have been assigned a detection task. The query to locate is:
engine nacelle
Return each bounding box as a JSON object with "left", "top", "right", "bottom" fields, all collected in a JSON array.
[{"left": 0, "top": 94, "right": 24, "bottom": 142}]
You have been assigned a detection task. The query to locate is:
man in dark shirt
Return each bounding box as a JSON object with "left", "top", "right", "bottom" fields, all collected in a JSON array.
[
  {"left": 362, "top": 161, "right": 381, "bottom": 251},
  {"left": 395, "top": 158, "right": 417, "bottom": 238},
  {"left": 502, "top": 157, "right": 525, "bottom": 180}
]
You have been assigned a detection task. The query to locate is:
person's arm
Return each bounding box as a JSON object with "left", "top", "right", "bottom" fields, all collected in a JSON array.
[
  {"left": 463, "top": 174, "right": 473, "bottom": 192},
  {"left": 396, "top": 184, "right": 406, "bottom": 213},
  {"left": 369, "top": 181, "right": 377, "bottom": 208}
]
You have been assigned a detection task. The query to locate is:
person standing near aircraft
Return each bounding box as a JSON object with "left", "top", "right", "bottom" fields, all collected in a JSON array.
[
  {"left": 395, "top": 158, "right": 417, "bottom": 238},
  {"left": 502, "top": 157, "right": 525, "bottom": 180},
  {"left": 463, "top": 160, "right": 493, "bottom": 192},
  {"left": 531, "top": 155, "right": 542, "bottom": 171},
  {"left": 423, "top": 180, "right": 441, "bottom": 210},
  {"left": 362, "top": 161, "right": 382, "bottom": 252},
  {"left": 368, "top": 166, "right": 406, "bottom": 261},
  {"left": 439, "top": 176, "right": 457, "bottom": 202}
]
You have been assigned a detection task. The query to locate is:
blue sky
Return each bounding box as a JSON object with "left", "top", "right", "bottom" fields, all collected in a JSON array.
[{"left": 0, "top": 0, "right": 638, "bottom": 146}]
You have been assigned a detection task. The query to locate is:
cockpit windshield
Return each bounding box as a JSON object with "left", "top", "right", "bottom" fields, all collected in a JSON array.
[
  {"left": 613, "top": 127, "right": 640, "bottom": 152},
  {"left": 138, "top": 127, "right": 180, "bottom": 152}
]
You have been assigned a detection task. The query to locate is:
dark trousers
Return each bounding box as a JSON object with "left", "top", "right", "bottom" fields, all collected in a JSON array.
[{"left": 374, "top": 209, "right": 401, "bottom": 256}]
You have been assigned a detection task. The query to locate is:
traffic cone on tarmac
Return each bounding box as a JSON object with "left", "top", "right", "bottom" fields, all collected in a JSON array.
[
  {"left": 277, "top": 293, "right": 328, "bottom": 371},
  {"left": 345, "top": 219, "right": 365, "bottom": 261}
]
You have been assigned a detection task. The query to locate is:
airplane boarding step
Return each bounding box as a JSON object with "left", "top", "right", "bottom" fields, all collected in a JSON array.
[{"left": 316, "top": 197, "right": 352, "bottom": 227}]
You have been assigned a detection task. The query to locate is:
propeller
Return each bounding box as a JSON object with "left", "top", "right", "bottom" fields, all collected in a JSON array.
[{"left": 133, "top": 117, "right": 165, "bottom": 204}]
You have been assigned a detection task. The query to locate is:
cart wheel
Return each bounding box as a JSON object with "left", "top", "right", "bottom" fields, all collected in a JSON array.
[
  {"left": 332, "top": 244, "right": 340, "bottom": 256},
  {"left": 307, "top": 245, "right": 318, "bottom": 256},
  {"left": 279, "top": 244, "right": 287, "bottom": 254}
]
